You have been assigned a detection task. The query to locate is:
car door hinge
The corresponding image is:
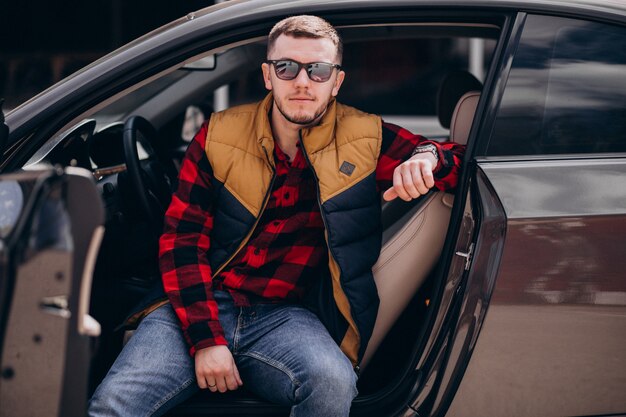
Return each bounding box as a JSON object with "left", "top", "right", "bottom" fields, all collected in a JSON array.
[{"left": 455, "top": 242, "right": 474, "bottom": 271}]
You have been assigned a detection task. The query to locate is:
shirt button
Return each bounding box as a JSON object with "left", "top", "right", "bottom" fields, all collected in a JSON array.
[
  {"left": 273, "top": 221, "right": 280, "bottom": 226},
  {"left": 284, "top": 192, "right": 290, "bottom": 199},
  {"left": 254, "top": 248, "right": 260, "bottom": 255}
]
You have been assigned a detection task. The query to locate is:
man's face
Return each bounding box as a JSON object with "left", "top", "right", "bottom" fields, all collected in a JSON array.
[{"left": 262, "top": 34, "right": 345, "bottom": 127}]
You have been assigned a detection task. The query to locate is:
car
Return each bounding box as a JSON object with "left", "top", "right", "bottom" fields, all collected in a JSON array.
[{"left": 1, "top": 0, "right": 625, "bottom": 416}]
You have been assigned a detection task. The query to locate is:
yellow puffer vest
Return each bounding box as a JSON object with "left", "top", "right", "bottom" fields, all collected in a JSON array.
[{"left": 205, "top": 93, "right": 382, "bottom": 366}]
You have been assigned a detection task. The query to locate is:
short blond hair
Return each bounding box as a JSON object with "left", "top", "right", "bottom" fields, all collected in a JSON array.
[{"left": 268, "top": 15, "right": 343, "bottom": 63}]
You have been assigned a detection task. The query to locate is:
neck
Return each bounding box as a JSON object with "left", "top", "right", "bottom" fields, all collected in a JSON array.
[{"left": 270, "top": 103, "right": 303, "bottom": 161}]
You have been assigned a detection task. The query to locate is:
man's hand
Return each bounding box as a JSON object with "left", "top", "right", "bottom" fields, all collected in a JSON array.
[
  {"left": 383, "top": 153, "right": 437, "bottom": 201},
  {"left": 195, "top": 345, "right": 243, "bottom": 393}
]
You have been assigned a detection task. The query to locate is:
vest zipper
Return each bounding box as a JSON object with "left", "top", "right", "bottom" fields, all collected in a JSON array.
[
  {"left": 298, "top": 131, "right": 331, "bottom": 254},
  {"left": 298, "top": 131, "right": 362, "bottom": 369},
  {"left": 211, "top": 145, "right": 276, "bottom": 278}
]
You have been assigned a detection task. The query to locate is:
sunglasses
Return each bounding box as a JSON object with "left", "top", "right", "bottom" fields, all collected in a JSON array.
[{"left": 266, "top": 59, "right": 342, "bottom": 83}]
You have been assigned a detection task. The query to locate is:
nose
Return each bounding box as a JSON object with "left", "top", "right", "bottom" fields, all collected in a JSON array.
[{"left": 293, "top": 66, "right": 311, "bottom": 88}]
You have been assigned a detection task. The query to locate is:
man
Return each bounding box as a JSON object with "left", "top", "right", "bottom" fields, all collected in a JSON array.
[{"left": 89, "top": 15, "right": 464, "bottom": 417}]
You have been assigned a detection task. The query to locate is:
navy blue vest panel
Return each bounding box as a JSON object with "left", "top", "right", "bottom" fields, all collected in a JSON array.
[
  {"left": 321, "top": 172, "right": 382, "bottom": 359},
  {"left": 208, "top": 178, "right": 257, "bottom": 272}
]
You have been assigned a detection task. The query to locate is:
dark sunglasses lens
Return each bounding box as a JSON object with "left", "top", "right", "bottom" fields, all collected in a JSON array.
[
  {"left": 307, "top": 63, "right": 333, "bottom": 82},
  {"left": 274, "top": 60, "right": 299, "bottom": 80}
]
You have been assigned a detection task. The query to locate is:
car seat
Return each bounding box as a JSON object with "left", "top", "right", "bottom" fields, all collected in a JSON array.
[
  {"left": 437, "top": 70, "right": 482, "bottom": 131},
  {"left": 361, "top": 89, "right": 481, "bottom": 369}
]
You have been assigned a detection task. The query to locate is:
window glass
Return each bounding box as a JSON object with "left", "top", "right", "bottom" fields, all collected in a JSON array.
[{"left": 487, "top": 15, "right": 626, "bottom": 156}]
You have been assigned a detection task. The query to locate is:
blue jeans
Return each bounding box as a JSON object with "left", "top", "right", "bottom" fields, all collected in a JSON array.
[{"left": 88, "top": 291, "right": 357, "bottom": 417}]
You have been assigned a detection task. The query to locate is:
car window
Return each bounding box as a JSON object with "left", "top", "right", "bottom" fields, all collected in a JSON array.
[
  {"left": 217, "top": 33, "right": 496, "bottom": 137},
  {"left": 486, "top": 14, "right": 626, "bottom": 156},
  {"left": 29, "top": 23, "right": 497, "bottom": 169},
  {"left": 155, "top": 29, "right": 497, "bottom": 149}
]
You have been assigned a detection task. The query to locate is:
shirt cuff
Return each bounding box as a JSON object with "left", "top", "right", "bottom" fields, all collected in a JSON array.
[{"left": 186, "top": 320, "right": 228, "bottom": 357}]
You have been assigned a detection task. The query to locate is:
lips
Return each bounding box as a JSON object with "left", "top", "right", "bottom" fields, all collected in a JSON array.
[{"left": 289, "top": 96, "right": 314, "bottom": 102}]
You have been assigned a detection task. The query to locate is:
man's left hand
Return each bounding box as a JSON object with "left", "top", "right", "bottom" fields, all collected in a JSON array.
[{"left": 382, "top": 153, "right": 437, "bottom": 201}]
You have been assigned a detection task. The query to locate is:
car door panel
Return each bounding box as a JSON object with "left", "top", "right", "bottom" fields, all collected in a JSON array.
[
  {"left": 447, "top": 159, "right": 626, "bottom": 417},
  {"left": 409, "top": 188, "right": 478, "bottom": 415},
  {"left": 0, "top": 167, "right": 104, "bottom": 417},
  {"left": 412, "top": 167, "right": 508, "bottom": 417}
]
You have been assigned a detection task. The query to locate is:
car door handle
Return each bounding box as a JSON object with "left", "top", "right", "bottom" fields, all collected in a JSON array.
[
  {"left": 455, "top": 243, "right": 474, "bottom": 271},
  {"left": 39, "top": 295, "right": 71, "bottom": 318},
  {"left": 39, "top": 296, "right": 101, "bottom": 336}
]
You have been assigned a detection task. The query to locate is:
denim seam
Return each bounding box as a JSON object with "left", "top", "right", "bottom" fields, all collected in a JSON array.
[
  {"left": 239, "top": 350, "right": 302, "bottom": 388},
  {"left": 233, "top": 308, "right": 243, "bottom": 353},
  {"left": 149, "top": 377, "right": 195, "bottom": 416}
]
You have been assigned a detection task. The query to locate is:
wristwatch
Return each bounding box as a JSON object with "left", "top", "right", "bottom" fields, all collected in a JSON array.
[{"left": 411, "top": 143, "right": 439, "bottom": 163}]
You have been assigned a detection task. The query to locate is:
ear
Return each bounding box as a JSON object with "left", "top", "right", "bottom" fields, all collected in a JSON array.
[
  {"left": 262, "top": 62, "right": 273, "bottom": 91},
  {"left": 331, "top": 70, "right": 345, "bottom": 97}
]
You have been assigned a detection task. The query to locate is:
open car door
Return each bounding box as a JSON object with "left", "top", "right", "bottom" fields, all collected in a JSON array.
[{"left": 0, "top": 167, "right": 104, "bottom": 417}]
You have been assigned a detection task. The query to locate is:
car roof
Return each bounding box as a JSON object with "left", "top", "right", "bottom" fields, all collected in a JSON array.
[{"left": 183, "top": 0, "right": 626, "bottom": 23}]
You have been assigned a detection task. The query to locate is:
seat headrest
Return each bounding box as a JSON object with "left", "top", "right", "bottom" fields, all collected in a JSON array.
[
  {"left": 437, "top": 71, "right": 482, "bottom": 129},
  {"left": 450, "top": 91, "right": 480, "bottom": 145}
]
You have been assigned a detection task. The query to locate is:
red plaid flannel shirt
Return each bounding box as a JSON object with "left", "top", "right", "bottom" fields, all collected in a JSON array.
[{"left": 159, "top": 120, "right": 465, "bottom": 355}]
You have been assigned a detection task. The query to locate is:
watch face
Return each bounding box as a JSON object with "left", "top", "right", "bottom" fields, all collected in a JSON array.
[{"left": 0, "top": 180, "right": 24, "bottom": 239}]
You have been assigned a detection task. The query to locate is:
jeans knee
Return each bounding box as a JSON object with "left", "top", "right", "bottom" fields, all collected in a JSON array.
[
  {"left": 88, "top": 379, "right": 123, "bottom": 417},
  {"left": 325, "top": 362, "right": 358, "bottom": 398},
  {"left": 301, "top": 357, "right": 358, "bottom": 404},
  {"left": 88, "top": 372, "right": 197, "bottom": 417}
]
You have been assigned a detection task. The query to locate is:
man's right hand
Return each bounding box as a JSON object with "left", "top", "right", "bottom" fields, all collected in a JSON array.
[{"left": 195, "top": 345, "right": 243, "bottom": 393}]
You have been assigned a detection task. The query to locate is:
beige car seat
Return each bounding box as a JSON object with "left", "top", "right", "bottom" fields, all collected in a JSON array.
[{"left": 361, "top": 91, "right": 480, "bottom": 369}]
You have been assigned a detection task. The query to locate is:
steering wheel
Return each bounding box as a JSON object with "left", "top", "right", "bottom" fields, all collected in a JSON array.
[{"left": 123, "top": 115, "right": 178, "bottom": 230}]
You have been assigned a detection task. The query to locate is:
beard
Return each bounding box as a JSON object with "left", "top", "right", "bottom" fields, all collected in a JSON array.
[{"left": 273, "top": 95, "right": 330, "bottom": 126}]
